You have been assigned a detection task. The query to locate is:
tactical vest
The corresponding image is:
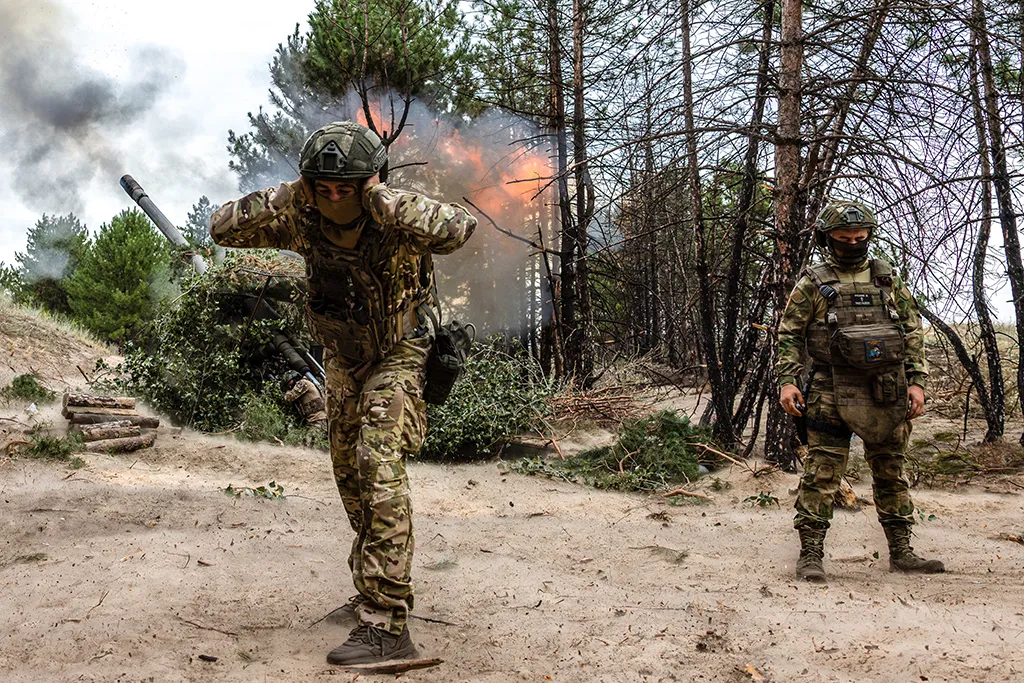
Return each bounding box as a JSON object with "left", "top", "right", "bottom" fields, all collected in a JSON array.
[
  {"left": 302, "top": 210, "right": 434, "bottom": 364},
  {"left": 804, "top": 259, "right": 908, "bottom": 443}
]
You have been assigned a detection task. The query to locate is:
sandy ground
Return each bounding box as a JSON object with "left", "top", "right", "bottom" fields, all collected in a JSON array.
[
  {"left": 2, "top": 304, "right": 1023, "bottom": 682},
  {"left": 2, "top": 423, "right": 1023, "bottom": 683}
]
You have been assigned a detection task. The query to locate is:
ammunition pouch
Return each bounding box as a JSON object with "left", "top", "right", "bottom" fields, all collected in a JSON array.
[
  {"left": 833, "top": 323, "right": 905, "bottom": 373},
  {"left": 422, "top": 313, "right": 476, "bottom": 406}
]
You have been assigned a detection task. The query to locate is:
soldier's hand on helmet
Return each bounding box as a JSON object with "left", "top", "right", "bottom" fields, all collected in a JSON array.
[
  {"left": 907, "top": 385, "right": 926, "bottom": 420},
  {"left": 780, "top": 384, "right": 805, "bottom": 417}
]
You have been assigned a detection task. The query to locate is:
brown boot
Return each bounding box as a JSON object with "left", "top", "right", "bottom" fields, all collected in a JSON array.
[
  {"left": 883, "top": 524, "right": 945, "bottom": 574},
  {"left": 796, "top": 528, "right": 827, "bottom": 583}
]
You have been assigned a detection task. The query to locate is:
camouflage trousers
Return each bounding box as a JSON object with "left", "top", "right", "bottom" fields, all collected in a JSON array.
[
  {"left": 325, "top": 336, "right": 430, "bottom": 634},
  {"left": 794, "top": 377, "right": 916, "bottom": 531}
]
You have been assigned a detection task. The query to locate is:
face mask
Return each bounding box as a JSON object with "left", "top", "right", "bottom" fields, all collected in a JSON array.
[
  {"left": 315, "top": 195, "right": 364, "bottom": 227},
  {"left": 827, "top": 234, "right": 870, "bottom": 265}
]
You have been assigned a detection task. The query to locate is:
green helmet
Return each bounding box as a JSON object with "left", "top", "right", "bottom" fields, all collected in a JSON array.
[
  {"left": 815, "top": 200, "right": 876, "bottom": 248},
  {"left": 299, "top": 121, "right": 388, "bottom": 180}
]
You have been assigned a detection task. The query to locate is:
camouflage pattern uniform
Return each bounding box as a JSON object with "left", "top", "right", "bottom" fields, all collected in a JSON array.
[
  {"left": 285, "top": 377, "right": 328, "bottom": 427},
  {"left": 211, "top": 180, "right": 475, "bottom": 634},
  {"left": 777, "top": 254, "right": 927, "bottom": 531}
]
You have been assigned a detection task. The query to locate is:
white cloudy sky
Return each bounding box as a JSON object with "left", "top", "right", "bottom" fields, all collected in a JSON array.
[{"left": 0, "top": 0, "right": 315, "bottom": 264}]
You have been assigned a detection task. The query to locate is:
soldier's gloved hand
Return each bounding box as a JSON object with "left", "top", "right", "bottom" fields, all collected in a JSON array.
[
  {"left": 907, "top": 385, "right": 926, "bottom": 420},
  {"left": 780, "top": 384, "right": 805, "bottom": 417}
]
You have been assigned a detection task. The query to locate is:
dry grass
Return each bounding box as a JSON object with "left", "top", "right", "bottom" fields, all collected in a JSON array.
[{"left": 0, "top": 293, "right": 109, "bottom": 353}]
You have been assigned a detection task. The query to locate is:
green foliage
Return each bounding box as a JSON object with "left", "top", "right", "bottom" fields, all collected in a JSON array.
[
  {"left": 183, "top": 196, "right": 216, "bottom": 250},
  {"left": 15, "top": 430, "right": 85, "bottom": 468},
  {"left": 305, "top": 0, "right": 479, "bottom": 113},
  {"left": 223, "top": 481, "right": 285, "bottom": 499},
  {"left": 420, "top": 341, "right": 558, "bottom": 460},
  {"left": 6, "top": 213, "right": 90, "bottom": 314},
  {"left": 1, "top": 374, "right": 56, "bottom": 404},
  {"left": 510, "top": 410, "right": 708, "bottom": 491},
  {"left": 65, "top": 209, "right": 175, "bottom": 344},
  {"left": 743, "top": 492, "right": 780, "bottom": 508},
  {"left": 228, "top": 1, "right": 479, "bottom": 191},
  {"left": 239, "top": 389, "right": 327, "bottom": 449},
  {"left": 98, "top": 252, "right": 309, "bottom": 433}
]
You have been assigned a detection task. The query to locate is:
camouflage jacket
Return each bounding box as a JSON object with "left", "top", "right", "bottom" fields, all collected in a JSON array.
[
  {"left": 209, "top": 180, "right": 476, "bottom": 257},
  {"left": 209, "top": 180, "right": 476, "bottom": 361},
  {"left": 775, "top": 256, "right": 928, "bottom": 390}
]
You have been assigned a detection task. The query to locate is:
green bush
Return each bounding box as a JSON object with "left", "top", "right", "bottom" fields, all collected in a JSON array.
[
  {"left": 96, "top": 251, "right": 309, "bottom": 432},
  {"left": 15, "top": 431, "right": 85, "bottom": 468},
  {"left": 1, "top": 374, "right": 57, "bottom": 404},
  {"left": 420, "top": 341, "right": 558, "bottom": 460},
  {"left": 511, "top": 410, "right": 709, "bottom": 491}
]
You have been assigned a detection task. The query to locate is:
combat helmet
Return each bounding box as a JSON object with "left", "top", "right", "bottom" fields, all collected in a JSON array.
[
  {"left": 299, "top": 122, "right": 388, "bottom": 180},
  {"left": 815, "top": 200, "right": 876, "bottom": 248}
]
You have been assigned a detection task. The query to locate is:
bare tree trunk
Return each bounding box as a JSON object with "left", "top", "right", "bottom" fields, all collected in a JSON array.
[
  {"left": 567, "top": 0, "right": 595, "bottom": 385},
  {"left": 724, "top": 0, "right": 775, "bottom": 437},
  {"left": 765, "top": 0, "right": 805, "bottom": 465},
  {"left": 972, "top": 0, "right": 1024, "bottom": 444},
  {"left": 968, "top": 43, "right": 1005, "bottom": 442},
  {"left": 548, "top": 0, "right": 573, "bottom": 381},
  {"left": 681, "top": 0, "right": 737, "bottom": 449}
]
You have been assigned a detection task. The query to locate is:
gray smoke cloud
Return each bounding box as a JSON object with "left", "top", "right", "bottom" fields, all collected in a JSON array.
[{"left": 0, "top": 0, "right": 184, "bottom": 211}]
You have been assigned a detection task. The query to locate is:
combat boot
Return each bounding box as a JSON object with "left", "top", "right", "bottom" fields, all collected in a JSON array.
[
  {"left": 796, "top": 528, "right": 827, "bottom": 583},
  {"left": 327, "top": 624, "right": 418, "bottom": 666},
  {"left": 326, "top": 595, "right": 366, "bottom": 624},
  {"left": 883, "top": 524, "right": 945, "bottom": 574}
]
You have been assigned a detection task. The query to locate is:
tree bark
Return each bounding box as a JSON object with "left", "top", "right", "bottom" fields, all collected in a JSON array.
[
  {"left": 75, "top": 424, "right": 142, "bottom": 442},
  {"left": 63, "top": 394, "right": 136, "bottom": 410},
  {"left": 972, "top": 0, "right": 1024, "bottom": 444},
  {"left": 968, "top": 43, "right": 1004, "bottom": 442},
  {"left": 764, "top": 0, "right": 805, "bottom": 465},
  {"left": 68, "top": 413, "right": 161, "bottom": 428}
]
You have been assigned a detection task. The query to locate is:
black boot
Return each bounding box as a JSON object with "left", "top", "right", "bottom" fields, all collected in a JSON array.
[
  {"left": 327, "top": 624, "right": 418, "bottom": 666},
  {"left": 796, "top": 527, "right": 827, "bottom": 583},
  {"left": 883, "top": 524, "right": 945, "bottom": 574}
]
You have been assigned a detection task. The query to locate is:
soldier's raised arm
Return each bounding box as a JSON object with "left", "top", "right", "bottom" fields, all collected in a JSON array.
[
  {"left": 364, "top": 183, "right": 476, "bottom": 254},
  {"left": 891, "top": 273, "right": 928, "bottom": 390},
  {"left": 209, "top": 180, "right": 309, "bottom": 251}
]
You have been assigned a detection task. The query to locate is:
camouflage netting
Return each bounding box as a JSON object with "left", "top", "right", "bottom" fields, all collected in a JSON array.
[{"left": 98, "top": 251, "right": 312, "bottom": 432}]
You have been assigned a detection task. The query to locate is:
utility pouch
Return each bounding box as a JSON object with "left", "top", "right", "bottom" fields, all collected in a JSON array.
[
  {"left": 871, "top": 369, "right": 901, "bottom": 405},
  {"left": 423, "top": 318, "right": 476, "bottom": 405},
  {"left": 833, "top": 323, "right": 905, "bottom": 372}
]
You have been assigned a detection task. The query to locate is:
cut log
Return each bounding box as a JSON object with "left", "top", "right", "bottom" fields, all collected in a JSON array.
[
  {"left": 68, "top": 413, "right": 160, "bottom": 428},
  {"left": 74, "top": 419, "right": 134, "bottom": 432},
  {"left": 82, "top": 433, "right": 156, "bottom": 453},
  {"left": 62, "top": 405, "right": 139, "bottom": 418},
  {"left": 63, "top": 393, "right": 137, "bottom": 410},
  {"left": 76, "top": 425, "right": 141, "bottom": 442}
]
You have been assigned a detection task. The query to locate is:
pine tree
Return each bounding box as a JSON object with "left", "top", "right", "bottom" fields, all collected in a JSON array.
[
  {"left": 66, "top": 209, "right": 175, "bottom": 344},
  {"left": 182, "top": 196, "right": 215, "bottom": 249},
  {"left": 8, "top": 213, "right": 90, "bottom": 313}
]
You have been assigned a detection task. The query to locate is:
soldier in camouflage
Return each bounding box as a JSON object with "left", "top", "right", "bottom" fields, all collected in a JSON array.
[
  {"left": 776, "top": 199, "right": 944, "bottom": 583},
  {"left": 283, "top": 373, "right": 328, "bottom": 429},
  {"left": 210, "top": 122, "right": 476, "bottom": 665}
]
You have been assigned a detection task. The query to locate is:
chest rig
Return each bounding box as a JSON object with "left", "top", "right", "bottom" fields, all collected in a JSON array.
[
  {"left": 804, "top": 259, "right": 908, "bottom": 443},
  {"left": 302, "top": 209, "right": 434, "bottom": 364}
]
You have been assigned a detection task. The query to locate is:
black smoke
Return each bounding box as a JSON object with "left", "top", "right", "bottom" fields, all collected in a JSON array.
[{"left": 0, "top": 0, "right": 184, "bottom": 210}]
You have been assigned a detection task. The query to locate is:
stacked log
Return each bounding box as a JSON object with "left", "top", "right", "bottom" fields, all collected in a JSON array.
[{"left": 62, "top": 394, "right": 159, "bottom": 453}]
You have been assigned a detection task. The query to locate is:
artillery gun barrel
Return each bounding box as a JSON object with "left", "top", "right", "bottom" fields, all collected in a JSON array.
[{"left": 120, "top": 174, "right": 208, "bottom": 275}]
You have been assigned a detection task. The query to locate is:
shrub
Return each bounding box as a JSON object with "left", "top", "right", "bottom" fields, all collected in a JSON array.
[
  {"left": 419, "top": 341, "right": 559, "bottom": 460},
  {"left": 1, "top": 374, "right": 57, "bottom": 404},
  {"left": 511, "top": 410, "right": 709, "bottom": 491},
  {"left": 13, "top": 430, "right": 85, "bottom": 468}
]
